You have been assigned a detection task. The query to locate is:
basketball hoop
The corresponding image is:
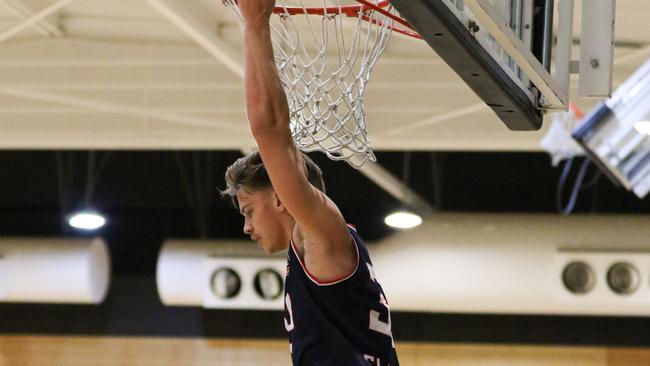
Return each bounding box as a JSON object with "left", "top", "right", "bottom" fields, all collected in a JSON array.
[
  {"left": 225, "top": 0, "right": 420, "bottom": 168},
  {"left": 271, "top": 1, "right": 420, "bottom": 39}
]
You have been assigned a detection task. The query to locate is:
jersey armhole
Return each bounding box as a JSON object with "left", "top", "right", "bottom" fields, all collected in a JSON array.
[{"left": 290, "top": 225, "right": 360, "bottom": 287}]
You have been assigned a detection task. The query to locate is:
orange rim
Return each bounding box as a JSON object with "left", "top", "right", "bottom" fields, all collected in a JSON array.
[
  {"left": 272, "top": 0, "right": 389, "bottom": 16},
  {"left": 272, "top": 0, "right": 422, "bottom": 39},
  {"left": 569, "top": 102, "right": 585, "bottom": 119}
]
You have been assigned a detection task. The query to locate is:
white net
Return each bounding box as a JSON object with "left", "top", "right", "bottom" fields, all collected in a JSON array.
[{"left": 226, "top": 1, "right": 397, "bottom": 168}]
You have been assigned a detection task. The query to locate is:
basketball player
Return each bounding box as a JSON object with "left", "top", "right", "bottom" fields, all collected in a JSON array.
[{"left": 221, "top": 1, "right": 399, "bottom": 365}]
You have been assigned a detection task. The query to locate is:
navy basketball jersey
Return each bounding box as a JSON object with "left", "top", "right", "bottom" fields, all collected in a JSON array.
[{"left": 284, "top": 225, "right": 399, "bottom": 366}]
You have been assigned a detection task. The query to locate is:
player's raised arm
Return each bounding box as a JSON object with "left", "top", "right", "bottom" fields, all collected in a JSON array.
[{"left": 238, "top": 0, "right": 356, "bottom": 281}]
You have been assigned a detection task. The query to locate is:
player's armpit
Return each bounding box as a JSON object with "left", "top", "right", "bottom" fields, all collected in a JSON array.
[{"left": 301, "top": 229, "right": 358, "bottom": 284}]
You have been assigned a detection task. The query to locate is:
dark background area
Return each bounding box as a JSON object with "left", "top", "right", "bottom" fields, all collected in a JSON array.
[{"left": 2, "top": 150, "right": 650, "bottom": 345}]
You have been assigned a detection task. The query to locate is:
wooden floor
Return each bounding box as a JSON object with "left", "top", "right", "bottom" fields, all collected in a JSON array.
[{"left": 1, "top": 336, "right": 650, "bottom": 365}]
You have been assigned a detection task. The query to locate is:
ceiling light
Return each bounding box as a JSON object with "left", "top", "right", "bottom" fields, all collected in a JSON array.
[
  {"left": 384, "top": 211, "right": 423, "bottom": 229},
  {"left": 68, "top": 210, "right": 106, "bottom": 231},
  {"left": 634, "top": 120, "right": 650, "bottom": 135}
]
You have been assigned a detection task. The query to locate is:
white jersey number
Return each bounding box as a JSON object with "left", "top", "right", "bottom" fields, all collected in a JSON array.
[
  {"left": 369, "top": 294, "right": 392, "bottom": 337},
  {"left": 367, "top": 263, "right": 394, "bottom": 343},
  {"left": 284, "top": 294, "right": 295, "bottom": 332}
]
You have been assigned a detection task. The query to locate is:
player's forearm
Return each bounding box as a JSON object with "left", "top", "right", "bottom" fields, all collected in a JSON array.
[{"left": 243, "top": 21, "right": 290, "bottom": 135}]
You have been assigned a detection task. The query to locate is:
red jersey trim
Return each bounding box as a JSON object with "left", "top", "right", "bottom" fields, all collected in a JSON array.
[{"left": 290, "top": 225, "right": 360, "bottom": 287}]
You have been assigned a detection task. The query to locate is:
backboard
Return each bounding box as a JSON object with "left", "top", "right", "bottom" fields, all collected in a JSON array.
[{"left": 388, "top": 0, "right": 585, "bottom": 131}]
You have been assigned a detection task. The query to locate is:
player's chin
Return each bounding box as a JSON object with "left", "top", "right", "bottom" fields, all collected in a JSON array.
[
  {"left": 263, "top": 242, "right": 286, "bottom": 255},
  {"left": 256, "top": 240, "right": 273, "bottom": 254},
  {"left": 263, "top": 246, "right": 280, "bottom": 254}
]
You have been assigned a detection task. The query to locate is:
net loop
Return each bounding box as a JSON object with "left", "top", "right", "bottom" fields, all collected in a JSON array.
[{"left": 226, "top": 0, "right": 417, "bottom": 168}]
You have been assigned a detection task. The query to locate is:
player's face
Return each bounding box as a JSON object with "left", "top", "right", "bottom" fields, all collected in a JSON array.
[{"left": 236, "top": 187, "right": 290, "bottom": 254}]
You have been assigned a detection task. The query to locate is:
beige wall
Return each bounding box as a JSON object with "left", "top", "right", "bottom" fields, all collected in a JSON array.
[{"left": 1, "top": 336, "right": 650, "bottom": 366}]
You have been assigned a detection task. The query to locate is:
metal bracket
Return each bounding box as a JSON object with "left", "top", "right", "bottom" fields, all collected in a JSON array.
[
  {"left": 463, "top": 0, "right": 568, "bottom": 110},
  {"left": 579, "top": 0, "right": 615, "bottom": 98}
]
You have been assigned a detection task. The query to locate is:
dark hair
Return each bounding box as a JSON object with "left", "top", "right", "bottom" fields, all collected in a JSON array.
[{"left": 221, "top": 149, "right": 325, "bottom": 207}]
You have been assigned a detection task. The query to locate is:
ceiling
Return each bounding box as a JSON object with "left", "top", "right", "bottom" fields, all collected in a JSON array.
[
  {"left": 0, "top": 1, "right": 649, "bottom": 276},
  {"left": 0, "top": 0, "right": 647, "bottom": 152}
]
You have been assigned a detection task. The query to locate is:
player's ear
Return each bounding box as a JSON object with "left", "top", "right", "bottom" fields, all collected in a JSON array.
[{"left": 272, "top": 191, "right": 287, "bottom": 212}]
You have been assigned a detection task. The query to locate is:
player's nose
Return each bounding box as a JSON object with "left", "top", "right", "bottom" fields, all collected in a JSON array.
[{"left": 243, "top": 220, "right": 252, "bottom": 235}]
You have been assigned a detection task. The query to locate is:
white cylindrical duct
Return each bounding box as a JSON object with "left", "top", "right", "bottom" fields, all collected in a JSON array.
[
  {"left": 157, "top": 241, "right": 211, "bottom": 306},
  {"left": 371, "top": 214, "right": 650, "bottom": 316},
  {"left": 157, "top": 239, "right": 270, "bottom": 306},
  {"left": 0, "top": 237, "right": 110, "bottom": 304}
]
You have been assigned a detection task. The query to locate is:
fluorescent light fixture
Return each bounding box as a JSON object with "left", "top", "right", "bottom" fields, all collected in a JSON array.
[
  {"left": 384, "top": 211, "right": 423, "bottom": 229},
  {"left": 68, "top": 211, "right": 106, "bottom": 230},
  {"left": 634, "top": 121, "right": 650, "bottom": 135}
]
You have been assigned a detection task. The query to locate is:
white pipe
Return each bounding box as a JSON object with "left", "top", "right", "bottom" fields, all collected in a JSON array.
[
  {"left": 157, "top": 239, "right": 277, "bottom": 306},
  {"left": 0, "top": 0, "right": 63, "bottom": 36},
  {"left": 157, "top": 214, "right": 650, "bottom": 316},
  {"left": 0, "top": 0, "right": 77, "bottom": 43},
  {"left": 0, "top": 238, "right": 110, "bottom": 304},
  {"left": 371, "top": 213, "right": 650, "bottom": 316},
  {"left": 156, "top": 241, "right": 212, "bottom": 306}
]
